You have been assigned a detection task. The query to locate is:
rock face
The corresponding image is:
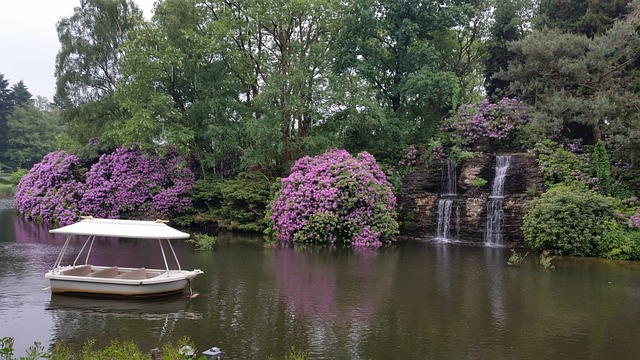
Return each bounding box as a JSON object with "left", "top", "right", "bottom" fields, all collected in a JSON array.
[{"left": 397, "top": 152, "right": 543, "bottom": 244}]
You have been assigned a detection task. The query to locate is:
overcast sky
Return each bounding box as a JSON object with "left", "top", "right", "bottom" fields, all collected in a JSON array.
[{"left": 0, "top": 0, "right": 156, "bottom": 101}]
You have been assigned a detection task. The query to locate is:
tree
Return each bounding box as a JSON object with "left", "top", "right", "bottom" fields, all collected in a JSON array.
[
  {"left": 484, "top": 0, "right": 524, "bottom": 99},
  {"left": 4, "top": 97, "right": 64, "bottom": 168},
  {"left": 116, "top": 0, "right": 245, "bottom": 177},
  {"left": 213, "top": 0, "right": 345, "bottom": 168},
  {"left": 55, "top": 0, "right": 143, "bottom": 148},
  {"left": 537, "top": 0, "right": 631, "bottom": 37},
  {"left": 10, "top": 81, "right": 32, "bottom": 107},
  {"left": 499, "top": 2, "right": 640, "bottom": 150},
  {"left": 0, "top": 73, "right": 13, "bottom": 165},
  {"left": 332, "top": 0, "right": 479, "bottom": 155}
]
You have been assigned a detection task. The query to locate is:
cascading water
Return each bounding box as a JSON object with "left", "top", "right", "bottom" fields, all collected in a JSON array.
[
  {"left": 485, "top": 155, "right": 511, "bottom": 245},
  {"left": 436, "top": 199, "right": 460, "bottom": 240},
  {"left": 441, "top": 159, "right": 457, "bottom": 196},
  {"left": 436, "top": 160, "right": 460, "bottom": 240}
]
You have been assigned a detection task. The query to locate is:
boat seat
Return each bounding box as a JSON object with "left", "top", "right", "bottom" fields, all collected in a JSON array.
[
  {"left": 117, "top": 267, "right": 147, "bottom": 280},
  {"left": 60, "top": 264, "right": 92, "bottom": 276},
  {"left": 89, "top": 266, "right": 119, "bottom": 278}
]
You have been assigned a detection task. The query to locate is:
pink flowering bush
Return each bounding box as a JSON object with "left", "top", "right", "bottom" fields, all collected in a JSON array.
[
  {"left": 269, "top": 149, "right": 398, "bottom": 247},
  {"left": 15, "top": 151, "right": 86, "bottom": 226},
  {"left": 440, "top": 97, "right": 528, "bottom": 149},
  {"left": 80, "top": 147, "right": 194, "bottom": 220},
  {"left": 15, "top": 147, "right": 195, "bottom": 226}
]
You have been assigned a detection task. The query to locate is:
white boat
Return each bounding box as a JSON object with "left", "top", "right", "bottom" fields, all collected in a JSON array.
[{"left": 45, "top": 218, "right": 203, "bottom": 297}]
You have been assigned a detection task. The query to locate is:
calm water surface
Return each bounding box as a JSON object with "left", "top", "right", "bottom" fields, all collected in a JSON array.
[{"left": 1, "top": 208, "right": 640, "bottom": 359}]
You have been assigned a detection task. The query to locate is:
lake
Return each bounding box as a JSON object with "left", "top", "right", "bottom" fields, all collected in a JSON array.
[{"left": 1, "top": 207, "right": 640, "bottom": 359}]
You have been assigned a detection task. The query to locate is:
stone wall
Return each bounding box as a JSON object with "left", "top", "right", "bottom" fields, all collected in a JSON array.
[{"left": 397, "top": 152, "right": 543, "bottom": 244}]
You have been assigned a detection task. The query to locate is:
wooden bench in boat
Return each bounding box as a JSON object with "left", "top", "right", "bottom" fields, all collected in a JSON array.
[
  {"left": 117, "top": 267, "right": 147, "bottom": 280},
  {"left": 89, "top": 266, "right": 119, "bottom": 278},
  {"left": 59, "top": 264, "right": 92, "bottom": 276}
]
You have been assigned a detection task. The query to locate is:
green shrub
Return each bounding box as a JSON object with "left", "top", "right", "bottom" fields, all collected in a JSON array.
[
  {"left": 532, "top": 139, "right": 587, "bottom": 188},
  {"left": 523, "top": 185, "right": 614, "bottom": 256},
  {"left": 592, "top": 141, "right": 611, "bottom": 195},
  {"left": 599, "top": 220, "right": 640, "bottom": 260},
  {"left": 470, "top": 177, "right": 487, "bottom": 188},
  {"left": 184, "top": 171, "right": 274, "bottom": 232},
  {"left": 0, "top": 336, "right": 198, "bottom": 360},
  {"left": 9, "top": 168, "right": 28, "bottom": 185},
  {"left": 187, "top": 233, "right": 218, "bottom": 251},
  {"left": 0, "top": 184, "right": 14, "bottom": 198}
]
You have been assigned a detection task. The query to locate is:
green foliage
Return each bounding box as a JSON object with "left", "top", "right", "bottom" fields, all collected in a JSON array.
[
  {"left": 523, "top": 185, "right": 614, "bottom": 256},
  {"left": 185, "top": 172, "right": 274, "bottom": 232},
  {"left": 532, "top": 139, "right": 587, "bottom": 188},
  {"left": 592, "top": 140, "right": 611, "bottom": 194},
  {"left": 507, "top": 249, "right": 529, "bottom": 266},
  {"left": 4, "top": 99, "right": 64, "bottom": 169},
  {"left": 501, "top": 7, "right": 640, "bottom": 161},
  {"left": 485, "top": 0, "right": 525, "bottom": 98},
  {"left": 0, "top": 184, "right": 14, "bottom": 198},
  {"left": 0, "top": 337, "right": 14, "bottom": 359},
  {"left": 9, "top": 168, "right": 28, "bottom": 185},
  {"left": 56, "top": 0, "right": 144, "bottom": 149},
  {"left": 539, "top": 250, "right": 556, "bottom": 270},
  {"left": 470, "top": 177, "right": 488, "bottom": 188},
  {"left": 266, "top": 347, "right": 311, "bottom": 360},
  {"left": 187, "top": 233, "right": 218, "bottom": 251},
  {"left": 0, "top": 336, "right": 201, "bottom": 360},
  {"left": 599, "top": 220, "right": 640, "bottom": 261}
]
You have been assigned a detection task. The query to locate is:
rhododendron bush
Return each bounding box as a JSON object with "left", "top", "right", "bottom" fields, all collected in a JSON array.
[
  {"left": 440, "top": 97, "right": 528, "bottom": 149},
  {"left": 15, "top": 151, "right": 85, "bottom": 226},
  {"left": 269, "top": 149, "right": 398, "bottom": 247},
  {"left": 15, "top": 147, "right": 194, "bottom": 226}
]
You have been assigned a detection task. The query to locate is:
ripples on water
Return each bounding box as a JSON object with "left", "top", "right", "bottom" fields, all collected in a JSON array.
[{"left": 2, "top": 210, "right": 640, "bottom": 359}]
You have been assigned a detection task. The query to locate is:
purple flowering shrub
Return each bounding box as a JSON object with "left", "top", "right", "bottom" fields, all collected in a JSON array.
[
  {"left": 15, "top": 147, "right": 195, "bottom": 226},
  {"left": 440, "top": 97, "right": 528, "bottom": 149},
  {"left": 15, "top": 151, "right": 86, "bottom": 226},
  {"left": 81, "top": 147, "right": 194, "bottom": 220},
  {"left": 270, "top": 149, "right": 398, "bottom": 247}
]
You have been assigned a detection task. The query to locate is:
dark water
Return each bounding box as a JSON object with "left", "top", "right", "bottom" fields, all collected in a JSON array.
[{"left": 2, "top": 209, "right": 640, "bottom": 359}]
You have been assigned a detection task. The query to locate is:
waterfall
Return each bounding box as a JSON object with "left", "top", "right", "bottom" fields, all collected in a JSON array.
[
  {"left": 436, "top": 160, "right": 459, "bottom": 241},
  {"left": 485, "top": 156, "right": 511, "bottom": 245},
  {"left": 441, "top": 160, "right": 457, "bottom": 196},
  {"left": 436, "top": 199, "right": 460, "bottom": 240}
]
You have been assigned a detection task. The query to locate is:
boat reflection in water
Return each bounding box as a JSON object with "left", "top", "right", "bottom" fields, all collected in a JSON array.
[
  {"left": 46, "top": 293, "right": 203, "bottom": 350},
  {"left": 46, "top": 293, "right": 202, "bottom": 319}
]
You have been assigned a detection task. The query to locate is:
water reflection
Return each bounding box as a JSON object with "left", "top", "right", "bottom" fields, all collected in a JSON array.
[
  {"left": 46, "top": 294, "right": 202, "bottom": 348},
  {"left": 3, "top": 210, "right": 640, "bottom": 359}
]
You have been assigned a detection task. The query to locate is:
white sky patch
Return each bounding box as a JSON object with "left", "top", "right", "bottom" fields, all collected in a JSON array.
[{"left": 0, "top": 0, "right": 156, "bottom": 101}]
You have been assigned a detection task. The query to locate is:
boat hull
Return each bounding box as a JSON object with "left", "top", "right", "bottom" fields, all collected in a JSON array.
[{"left": 46, "top": 267, "right": 202, "bottom": 297}]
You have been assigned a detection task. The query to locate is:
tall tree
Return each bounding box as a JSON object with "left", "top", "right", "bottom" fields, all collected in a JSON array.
[
  {"left": 484, "top": 0, "right": 524, "bottom": 99},
  {"left": 500, "top": 2, "right": 640, "bottom": 154},
  {"left": 0, "top": 73, "right": 14, "bottom": 165},
  {"left": 10, "top": 81, "right": 32, "bottom": 107},
  {"left": 4, "top": 97, "right": 64, "bottom": 168},
  {"left": 117, "top": 0, "right": 244, "bottom": 177},
  {"left": 537, "top": 0, "right": 631, "bottom": 37},
  {"left": 55, "top": 0, "right": 143, "bottom": 148},
  {"left": 332, "top": 0, "right": 480, "bottom": 154}
]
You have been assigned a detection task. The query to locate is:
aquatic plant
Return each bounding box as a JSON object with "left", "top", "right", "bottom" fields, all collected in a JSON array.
[{"left": 269, "top": 149, "right": 398, "bottom": 247}]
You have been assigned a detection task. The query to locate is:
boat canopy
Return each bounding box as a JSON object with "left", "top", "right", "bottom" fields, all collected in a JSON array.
[{"left": 49, "top": 218, "right": 190, "bottom": 240}]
